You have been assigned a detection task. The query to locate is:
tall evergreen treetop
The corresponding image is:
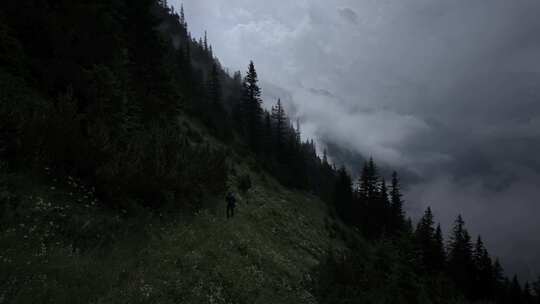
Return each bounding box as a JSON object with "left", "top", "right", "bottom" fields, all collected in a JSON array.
[
  {"left": 359, "top": 157, "right": 379, "bottom": 200},
  {"left": 434, "top": 224, "right": 446, "bottom": 271},
  {"left": 239, "top": 61, "right": 263, "bottom": 151},
  {"left": 390, "top": 171, "right": 405, "bottom": 232},
  {"left": 271, "top": 98, "right": 287, "bottom": 154},
  {"left": 447, "top": 214, "right": 475, "bottom": 297},
  {"left": 204, "top": 31, "right": 208, "bottom": 52},
  {"left": 244, "top": 61, "right": 261, "bottom": 102},
  {"left": 180, "top": 4, "right": 186, "bottom": 28},
  {"left": 415, "top": 207, "right": 444, "bottom": 272},
  {"left": 322, "top": 149, "right": 329, "bottom": 166}
]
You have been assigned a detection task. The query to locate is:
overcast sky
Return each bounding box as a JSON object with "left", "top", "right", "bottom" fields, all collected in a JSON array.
[{"left": 175, "top": 0, "right": 540, "bottom": 279}]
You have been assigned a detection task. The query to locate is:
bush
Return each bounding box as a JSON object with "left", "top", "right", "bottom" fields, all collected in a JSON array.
[
  {"left": 238, "top": 173, "right": 252, "bottom": 194},
  {"left": 94, "top": 120, "right": 228, "bottom": 209}
]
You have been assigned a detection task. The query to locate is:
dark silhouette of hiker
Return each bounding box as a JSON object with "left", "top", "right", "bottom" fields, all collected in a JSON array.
[{"left": 226, "top": 191, "right": 236, "bottom": 219}]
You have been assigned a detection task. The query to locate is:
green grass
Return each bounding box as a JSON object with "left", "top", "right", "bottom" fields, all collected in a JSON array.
[{"left": 0, "top": 165, "right": 346, "bottom": 304}]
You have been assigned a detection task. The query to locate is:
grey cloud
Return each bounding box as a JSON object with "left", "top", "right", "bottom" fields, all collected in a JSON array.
[
  {"left": 338, "top": 7, "right": 358, "bottom": 25},
  {"left": 308, "top": 88, "right": 338, "bottom": 99}
]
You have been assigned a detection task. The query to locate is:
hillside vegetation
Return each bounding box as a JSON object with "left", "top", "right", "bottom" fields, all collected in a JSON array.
[{"left": 1, "top": 161, "right": 345, "bottom": 303}]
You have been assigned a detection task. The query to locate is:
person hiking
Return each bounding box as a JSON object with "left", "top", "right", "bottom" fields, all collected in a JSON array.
[{"left": 226, "top": 191, "right": 236, "bottom": 219}]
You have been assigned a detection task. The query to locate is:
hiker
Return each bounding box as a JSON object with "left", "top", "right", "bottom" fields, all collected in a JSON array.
[{"left": 226, "top": 191, "right": 236, "bottom": 219}]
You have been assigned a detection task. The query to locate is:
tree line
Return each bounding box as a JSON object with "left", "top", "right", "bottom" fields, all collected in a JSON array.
[{"left": 331, "top": 158, "right": 540, "bottom": 303}]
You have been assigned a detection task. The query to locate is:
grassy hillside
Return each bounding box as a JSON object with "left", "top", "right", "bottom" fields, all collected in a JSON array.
[{"left": 1, "top": 161, "right": 349, "bottom": 304}]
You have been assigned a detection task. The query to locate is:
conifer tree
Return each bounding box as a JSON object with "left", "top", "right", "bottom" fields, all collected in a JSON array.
[
  {"left": 334, "top": 166, "right": 354, "bottom": 224},
  {"left": 358, "top": 162, "right": 370, "bottom": 200},
  {"left": 239, "top": 61, "right": 263, "bottom": 151},
  {"left": 379, "top": 178, "right": 389, "bottom": 206},
  {"left": 204, "top": 62, "right": 230, "bottom": 138},
  {"left": 322, "top": 149, "right": 329, "bottom": 166},
  {"left": 262, "top": 110, "right": 273, "bottom": 157},
  {"left": 378, "top": 178, "right": 391, "bottom": 232},
  {"left": 473, "top": 236, "right": 494, "bottom": 300},
  {"left": 271, "top": 98, "right": 287, "bottom": 157},
  {"left": 390, "top": 171, "right": 405, "bottom": 234},
  {"left": 492, "top": 258, "right": 507, "bottom": 301},
  {"left": 357, "top": 158, "right": 381, "bottom": 236},
  {"left": 208, "top": 62, "right": 221, "bottom": 104},
  {"left": 180, "top": 4, "right": 186, "bottom": 28},
  {"left": 415, "top": 207, "right": 437, "bottom": 272},
  {"left": 447, "top": 215, "right": 475, "bottom": 297},
  {"left": 434, "top": 224, "right": 446, "bottom": 271},
  {"left": 295, "top": 119, "right": 301, "bottom": 145},
  {"left": 204, "top": 31, "right": 209, "bottom": 52},
  {"left": 358, "top": 158, "right": 379, "bottom": 200},
  {"left": 366, "top": 158, "right": 379, "bottom": 199}
]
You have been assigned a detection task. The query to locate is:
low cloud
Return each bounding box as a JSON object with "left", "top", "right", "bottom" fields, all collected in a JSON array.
[{"left": 338, "top": 7, "right": 359, "bottom": 25}]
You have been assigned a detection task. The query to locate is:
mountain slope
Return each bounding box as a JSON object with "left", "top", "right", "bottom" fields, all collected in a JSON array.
[{"left": 0, "top": 161, "right": 348, "bottom": 303}]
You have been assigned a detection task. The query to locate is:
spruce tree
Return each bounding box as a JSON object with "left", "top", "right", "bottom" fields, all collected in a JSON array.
[
  {"left": 492, "top": 258, "right": 507, "bottom": 301},
  {"left": 208, "top": 62, "right": 221, "bottom": 104},
  {"left": 390, "top": 171, "right": 405, "bottom": 234},
  {"left": 358, "top": 162, "right": 371, "bottom": 201},
  {"left": 358, "top": 158, "right": 379, "bottom": 200},
  {"left": 271, "top": 98, "right": 287, "bottom": 157},
  {"left": 366, "top": 158, "right": 379, "bottom": 199},
  {"left": 447, "top": 215, "right": 475, "bottom": 297},
  {"left": 240, "top": 61, "right": 263, "bottom": 151},
  {"left": 205, "top": 62, "right": 230, "bottom": 138},
  {"left": 262, "top": 111, "right": 273, "bottom": 156},
  {"left": 473, "top": 236, "right": 494, "bottom": 300},
  {"left": 295, "top": 119, "right": 301, "bottom": 145},
  {"left": 357, "top": 158, "right": 380, "bottom": 236},
  {"left": 378, "top": 178, "right": 391, "bottom": 233},
  {"left": 415, "top": 207, "right": 437, "bottom": 272},
  {"left": 180, "top": 4, "right": 187, "bottom": 28},
  {"left": 322, "top": 149, "right": 329, "bottom": 167},
  {"left": 379, "top": 178, "right": 390, "bottom": 207},
  {"left": 334, "top": 166, "right": 354, "bottom": 224},
  {"left": 204, "top": 31, "right": 208, "bottom": 52},
  {"left": 434, "top": 224, "right": 446, "bottom": 272}
]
